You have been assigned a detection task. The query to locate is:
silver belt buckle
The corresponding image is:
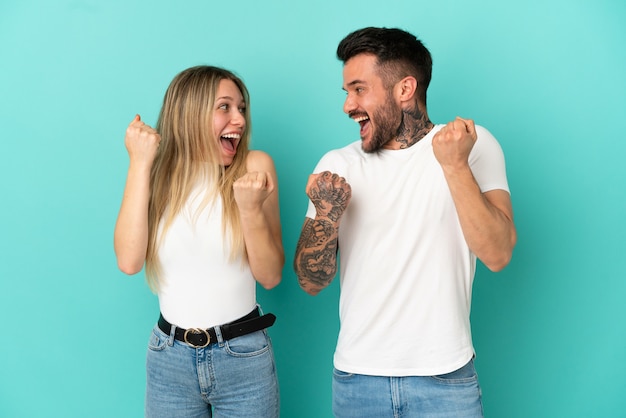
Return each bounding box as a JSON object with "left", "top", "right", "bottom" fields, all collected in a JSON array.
[{"left": 183, "top": 328, "right": 210, "bottom": 348}]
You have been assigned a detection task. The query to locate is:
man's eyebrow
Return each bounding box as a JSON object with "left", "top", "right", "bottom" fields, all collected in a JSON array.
[{"left": 342, "top": 80, "right": 366, "bottom": 91}]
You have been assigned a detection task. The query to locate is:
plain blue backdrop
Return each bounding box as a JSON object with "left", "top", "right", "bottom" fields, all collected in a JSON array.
[{"left": 1, "top": 0, "right": 625, "bottom": 416}]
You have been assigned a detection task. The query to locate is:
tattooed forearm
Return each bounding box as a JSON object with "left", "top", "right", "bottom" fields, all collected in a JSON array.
[
  {"left": 295, "top": 171, "right": 351, "bottom": 295},
  {"left": 294, "top": 218, "right": 339, "bottom": 294},
  {"left": 301, "top": 219, "right": 335, "bottom": 248}
]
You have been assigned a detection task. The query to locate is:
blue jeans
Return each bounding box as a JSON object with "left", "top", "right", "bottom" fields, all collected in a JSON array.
[
  {"left": 332, "top": 359, "right": 483, "bottom": 418},
  {"left": 145, "top": 322, "right": 279, "bottom": 418}
]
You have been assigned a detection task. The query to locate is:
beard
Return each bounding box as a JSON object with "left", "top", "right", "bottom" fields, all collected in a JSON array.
[{"left": 362, "top": 93, "right": 403, "bottom": 153}]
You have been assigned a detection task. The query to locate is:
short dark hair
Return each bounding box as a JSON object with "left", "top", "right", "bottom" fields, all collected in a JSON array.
[{"left": 337, "top": 27, "right": 432, "bottom": 105}]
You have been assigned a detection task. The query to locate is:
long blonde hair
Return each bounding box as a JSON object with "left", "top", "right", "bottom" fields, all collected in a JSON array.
[{"left": 145, "top": 66, "right": 251, "bottom": 290}]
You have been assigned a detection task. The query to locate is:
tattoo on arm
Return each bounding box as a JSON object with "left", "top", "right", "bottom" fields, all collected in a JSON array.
[
  {"left": 294, "top": 217, "right": 339, "bottom": 291},
  {"left": 308, "top": 183, "right": 350, "bottom": 222}
]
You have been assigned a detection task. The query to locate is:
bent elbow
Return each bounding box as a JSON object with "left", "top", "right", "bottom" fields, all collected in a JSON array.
[
  {"left": 259, "top": 273, "right": 282, "bottom": 290},
  {"left": 481, "top": 232, "right": 517, "bottom": 272},
  {"left": 259, "top": 256, "right": 284, "bottom": 290},
  {"left": 303, "top": 286, "right": 321, "bottom": 296},
  {"left": 117, "top": 259, "right": 144, "bottom": 276},
  {"left": 296, "top": 275, "right": 325, "bottom": 296},
  {"left": 483, "top": 250, "right": 513, "bottom": 272},
  {"left": 485, "top": 260, "right": 508, "bottom": 273}
]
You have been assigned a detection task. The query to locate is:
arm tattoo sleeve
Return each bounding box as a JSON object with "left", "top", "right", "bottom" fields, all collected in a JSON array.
[{"left": 294, "top": 217, "right": 339, "bottom": 291}]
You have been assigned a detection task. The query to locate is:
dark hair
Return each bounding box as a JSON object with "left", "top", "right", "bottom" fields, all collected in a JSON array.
[{"left": 337, "top": 27, "right": 432, "bottom": 105}]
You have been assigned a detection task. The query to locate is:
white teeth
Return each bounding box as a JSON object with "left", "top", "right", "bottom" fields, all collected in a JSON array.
[
  {"left": 221, "top": 133, "right": 241, "bottom": 139},
  {"left": 354, "top": 116, "right": 369, "bottom": 123}
]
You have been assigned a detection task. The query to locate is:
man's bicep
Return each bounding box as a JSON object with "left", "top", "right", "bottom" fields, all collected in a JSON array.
[{"left": 483, "top": 189, "right": 514, "bottom": 222}]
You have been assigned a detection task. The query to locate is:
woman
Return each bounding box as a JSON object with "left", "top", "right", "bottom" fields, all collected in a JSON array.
[{"left": 114, "top": 66, "right": 283, "bottom": 417}]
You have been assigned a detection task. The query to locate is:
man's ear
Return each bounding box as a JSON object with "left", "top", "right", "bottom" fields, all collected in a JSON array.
[{"left": 396, "top": 76, "right": 417, "bottom": 103}]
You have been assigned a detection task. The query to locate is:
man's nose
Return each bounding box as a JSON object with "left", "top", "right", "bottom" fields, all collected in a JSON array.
[{"left": 343, "top": 94, "right": 356, "bottom": 115}]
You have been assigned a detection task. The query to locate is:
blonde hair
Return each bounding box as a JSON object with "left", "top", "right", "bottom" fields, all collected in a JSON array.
[{"left": 145, "top": 66, "right": 251, "bottom": 290}]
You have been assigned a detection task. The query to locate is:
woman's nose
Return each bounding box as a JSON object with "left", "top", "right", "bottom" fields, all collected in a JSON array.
[{"left": 231, "top": 110, "right": 245, "bottom": 127}]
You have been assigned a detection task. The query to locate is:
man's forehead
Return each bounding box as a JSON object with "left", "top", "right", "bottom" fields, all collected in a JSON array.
[{"left": 343, "top": 55, "right": 382, "bottom": 86}]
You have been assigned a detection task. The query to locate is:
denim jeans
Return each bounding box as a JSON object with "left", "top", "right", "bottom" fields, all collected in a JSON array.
[
  {"left": 145, "top": 322, "right": 279, "bottom": 418},
  {"left": 332, "top": 359, "right": 483, "bottom": 418}
]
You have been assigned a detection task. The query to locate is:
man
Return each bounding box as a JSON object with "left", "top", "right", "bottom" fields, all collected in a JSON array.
[{"left": 293, "top": 27, "right": 516, "bottom": 418}]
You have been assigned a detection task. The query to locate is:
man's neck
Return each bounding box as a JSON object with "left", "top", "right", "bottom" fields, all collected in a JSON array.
[{"left": 393, "top": 106, "right": 433, "bottom": 149}]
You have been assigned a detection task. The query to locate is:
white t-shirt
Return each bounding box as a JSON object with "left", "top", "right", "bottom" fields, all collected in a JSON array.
[
  {"left": 157, "top": 184, "right": 256, "bottom": 330},
  {"left": 306, "top": 125, "right": 510, "bottom": 376}
]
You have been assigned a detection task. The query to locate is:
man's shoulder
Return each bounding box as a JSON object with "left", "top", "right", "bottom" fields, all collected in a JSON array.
[
  {"left": 311, "top": 140, "right": 363, "bottom": 174},
  {"left": 473, "top": 124, "right": 505, "bottom": 143},
  {"left": 472, "top": 124, "right": 504, "bottom": 155},
  {"left": 320, "top": 140, "right": 363, "bottom": 161}
]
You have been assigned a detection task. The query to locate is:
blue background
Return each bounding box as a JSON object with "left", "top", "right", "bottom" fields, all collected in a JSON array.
[{"left": 1, "top": 0, "right": 625, "bottom": 416}]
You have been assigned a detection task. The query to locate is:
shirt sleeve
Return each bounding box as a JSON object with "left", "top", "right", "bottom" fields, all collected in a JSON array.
[
  {"left": 468, "top": 125, "right": 510, "bottom": 194},
  {"left": 303, "top": 144, "right": 356, "bottom": 219},
  {"left": 304, "top": 151, "right": 337, "bottom": 219}
]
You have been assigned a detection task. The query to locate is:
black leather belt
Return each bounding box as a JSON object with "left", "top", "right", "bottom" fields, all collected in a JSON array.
[{"left": 158, "top": 307, "right": 276, "bottom": 348}]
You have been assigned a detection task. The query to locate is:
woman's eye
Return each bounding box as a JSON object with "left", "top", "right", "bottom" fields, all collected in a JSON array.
[
  {"left": 218, "top": 103, "right": 229, "bottom": 110},
  {"left": 239, "top": 107, "right": 247, "bottom": 114}
]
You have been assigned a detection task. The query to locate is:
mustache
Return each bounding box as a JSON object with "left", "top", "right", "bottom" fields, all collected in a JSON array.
[{"left": 348, "top": 110, "right": 368, "bottom": 119}]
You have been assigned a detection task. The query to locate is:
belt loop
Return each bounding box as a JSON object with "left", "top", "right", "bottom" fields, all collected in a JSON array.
[
  {"left": 167, "top": 323, "right": 176, "bottom": 347},
  {"left": 214, "top": 325, "right": 226, "bottom": 347}
]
